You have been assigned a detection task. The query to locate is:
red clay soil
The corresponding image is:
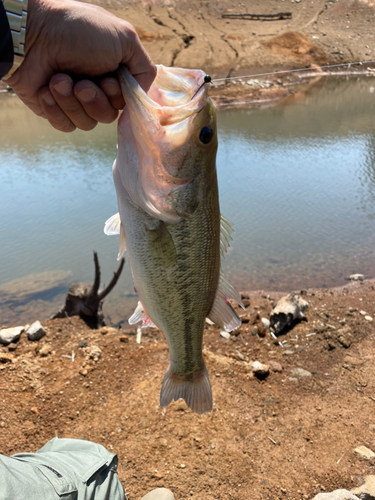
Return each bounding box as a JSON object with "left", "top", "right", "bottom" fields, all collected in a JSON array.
[{"left": 1, "top": 279, "right": 375, "bottom": 500}]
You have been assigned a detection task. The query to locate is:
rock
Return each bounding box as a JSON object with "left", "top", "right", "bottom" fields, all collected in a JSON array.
[
  {"left": 235, "top": 352, "right": 245, "bottom": 361},
  {"left": 39, "top": 344, "right": 52, "bottom": 357},
  {"left": 354, "top": 446, "right": 375, "bottom": 461},
  {"left": 336, "top": 326, "right": 352, "bottom": 348},
  {"left": 78, "top": 341, "right": 88, "bottom": 348},
  {"left": 348, "top": 274, "right": 365, "bottom": 281},
  {"left": 7, "top": 343, "right": 17, "bottom": 352},
  {"left": 85, "top": 345, "right": 101, "bottom": 362},
  {"left": 311, "top": 490, "right": 359, "bottom": 500},
  {"left": 0, "top": 326, "right": 24, "bottom": 345},
  {"left": 282, "top": 350, "right": 294, "bottom": 356},
  {"left": 257, "top": 323, "right": 267, "bottom": 337},
  {"left": 269, "top": 293, "right": 309, "bottom": 335},
  {"left": 261, "top": 317, "right": 270, "bottom": 329},
  {"left": 365, "top": 316, "right": 373, "bottom": 322},
  {"left": 269, "top": 361, "right": 283, "bottom": 372},
  {"left": 79, "top": 368, "right": 88, "bottom": 377},
  {"left": 343, "top": 355, "right": 364, "bottom": 366},
  {"left": 220, "top": 330, "right": 231, "bottom": 339},
  {"left": 250, "top": 361, "right": 269, "bottom": 377},
  {"left": 0, "top": 353, "right": 13, "bottom": 363},
  {"left": 251, "top": 326, "right": 259, "bottom": 336},
  {"left": 241, "top": 313, "right": 258, "bottom": 325},
  {"left": 291, "top": 367, "right": 312, "bottom": 377},
  {"left": 27, "top": 321, "right": 46, "bottom": 341},
  {"left": 140, "top": 488, "right": 175, "bottom": 500},
  {"left": 119, "top": 335, "right": 129, "bottom": 343},
  {"left": 351, "top": 475, "right": 375, "bottom": 499},
  {"left": 360, "top": 310, "right": 368, "bottom": 316}
]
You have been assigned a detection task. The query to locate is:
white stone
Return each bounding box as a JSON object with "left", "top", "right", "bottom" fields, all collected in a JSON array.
[
  {"left": 348, "top": 274, "right": 365, "bottom": 281},
  {"left": 270, "top": 293, "right": 309, "bottom": 334},
  {"left": 140, "top": 489, "right": 175, "bottom": 500},
  {"left": 360, "top": 310, "right": 368, "bottom": 316},
  {"left": 0, "top": 326, "right": 24, "bottom": 345},
  {"left": 251, "top": 361, "right": 269, "bottom": 376},
  {"left": 311, "top": 490, "right": 359, "bottom": 500},
  {"left": 354, "top": 445, "right": 375, "bottom": 461},
  {"left": 291, "top": 367, "right": 312, "bottom": 377},
  {"left": 351, "top": 475, "right": 375, "bottom": 499},
  {"left": 365, "top": 316, "right": 373, "bottom": 322},
  {"left": 261, "top": 317, "right": 270, "bottom": 329},
  {"left": 27, "top": 321, "right": 46, "bottom": 341},
  {"left": 220, "top": 330, "right": 231, "bottom": 339}
]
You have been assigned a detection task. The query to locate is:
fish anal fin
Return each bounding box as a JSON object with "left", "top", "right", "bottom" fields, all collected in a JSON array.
[
  {"left": 128, "top": 301, "right": 156, "bottom": 328},
  {"left": 207, "top": 270, "right": 244, "bottom": 332},
  {"left": 160, "top": 362, "right": 212, "bottom": 414}
]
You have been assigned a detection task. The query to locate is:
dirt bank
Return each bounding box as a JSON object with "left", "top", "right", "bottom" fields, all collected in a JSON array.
[{"left": 1, "top": 279, "right": 375, "bottom": 499}]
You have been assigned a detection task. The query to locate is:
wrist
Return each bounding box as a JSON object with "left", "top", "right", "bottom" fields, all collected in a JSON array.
[{"left": 2, "top": 0, "right": 28, "bottom": 80}]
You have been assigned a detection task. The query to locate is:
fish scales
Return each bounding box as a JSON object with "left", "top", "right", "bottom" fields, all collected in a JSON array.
[{"left": 106, "top": 65, "right": 243, "bottom": 414}]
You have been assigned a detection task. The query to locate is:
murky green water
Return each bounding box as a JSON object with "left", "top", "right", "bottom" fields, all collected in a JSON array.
[{"left": 1, "top": 76, "right": 375, "bottom": 326}]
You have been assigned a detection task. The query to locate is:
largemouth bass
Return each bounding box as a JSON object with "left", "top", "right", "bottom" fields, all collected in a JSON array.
[{"left": 105, "top": 65, "right": 243, "bottom": 414}]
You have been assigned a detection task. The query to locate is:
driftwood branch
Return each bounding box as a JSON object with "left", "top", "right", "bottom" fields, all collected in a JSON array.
[
  {"left": 222, "top": 12, "right": 292, "bottom": 21},
  {"left": 98, "top": 258, "right": 125, "bottom": 302},
  {"left": 52, "top": 252, "right": 125, "bottom": 328}
]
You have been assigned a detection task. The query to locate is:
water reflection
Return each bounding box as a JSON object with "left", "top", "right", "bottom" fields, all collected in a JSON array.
[{"left": 1, "top": 76, "right": 375, "bottom": 326}]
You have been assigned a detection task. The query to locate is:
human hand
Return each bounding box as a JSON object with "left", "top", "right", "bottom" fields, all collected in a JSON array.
[{"left": 5, "top": 0, "right": 156, "bottom": 132}]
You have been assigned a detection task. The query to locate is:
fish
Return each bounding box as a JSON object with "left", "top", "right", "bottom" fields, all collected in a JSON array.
[{"left": 105, "top": 65, "right": 243, "bottom": 414}]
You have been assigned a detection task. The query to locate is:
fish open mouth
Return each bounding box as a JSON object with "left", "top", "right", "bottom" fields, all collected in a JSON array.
[{"left": 115, "top": 65, "right": 213, "bottom": 223}]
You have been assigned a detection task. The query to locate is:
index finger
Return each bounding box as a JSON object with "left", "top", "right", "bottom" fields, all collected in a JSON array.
[{"left": 118, "top": 22, "right": 157, "bottom": 92}]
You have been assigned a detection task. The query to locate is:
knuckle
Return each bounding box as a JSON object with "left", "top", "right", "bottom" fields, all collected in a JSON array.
[{"left": 78, "top": 121, "right": 97, "bottom": 132}]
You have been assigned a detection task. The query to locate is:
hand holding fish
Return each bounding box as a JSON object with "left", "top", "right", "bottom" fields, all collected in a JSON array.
[{"left": 5, "top": 0, "right": 156, "bottom": 132}]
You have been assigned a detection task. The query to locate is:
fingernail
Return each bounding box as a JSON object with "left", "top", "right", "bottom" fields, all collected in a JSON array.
[
  {"left": 103, "top": 82, "right": 119, "bottom": 97},
  {"left": 76, "top": 87, "right": 97, "bottom": 103},
  {"left": 41, "top": 91, "right": 56, "bottom": 106},
  {"left": 53, "top": 80, "right": 72, "bottom": 96}
]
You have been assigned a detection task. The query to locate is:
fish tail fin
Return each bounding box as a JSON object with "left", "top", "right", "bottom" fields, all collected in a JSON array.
[{"left": 160, "top": 362, "right": 212, "bottom": 414}]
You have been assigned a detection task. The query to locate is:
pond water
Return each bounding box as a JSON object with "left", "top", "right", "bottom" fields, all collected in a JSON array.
[{"left": 1, "top": 76, "right": 375, "bottom": 327}]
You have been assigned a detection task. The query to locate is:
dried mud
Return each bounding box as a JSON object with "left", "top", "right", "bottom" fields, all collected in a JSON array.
[{"left": 1, "top": 280, "right": 375, "bottom": 500}]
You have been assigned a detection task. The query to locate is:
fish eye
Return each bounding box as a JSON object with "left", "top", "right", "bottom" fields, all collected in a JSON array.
[{"left": 198, "top": 126, "right": 214, "bottom": 145}]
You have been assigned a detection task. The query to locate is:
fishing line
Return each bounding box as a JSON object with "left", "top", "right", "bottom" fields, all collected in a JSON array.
[{"left": 211, "top": 60, "right": 375, "bottom": 83}]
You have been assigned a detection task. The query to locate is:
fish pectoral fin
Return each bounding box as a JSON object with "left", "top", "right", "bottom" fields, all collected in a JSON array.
[
  {"left": 128, "top": 301, "right": 157, "bottom": 328},
  {"left": 104, "top": 213, "right": 121, "bottom": 235},
  {"left": 117, "top": 224, "right": 127, "bottom": 261},
  {"left": 144, "top": 219, "right": 177, "bottom": 267},
  {"left": 220, "top": 214, "right": 234, "bottom": 259},
  {"left": 207, "top": 270, "right": 245, "bottom": 332},
  {"left": 160, "top": 362, "right": 212, "bottom": 415},
  {"left": 104, "top": 213, "right": 127, "bottom": 260}
]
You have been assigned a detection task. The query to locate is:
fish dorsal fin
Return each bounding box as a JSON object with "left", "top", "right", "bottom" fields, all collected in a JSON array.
[
  {"left": 207, "top": 270, "right": 244, "bottom": 332},
  {"left": 104, "top": 213, "right": 121, "bottom": 235},
  {"left": 117, "top": 225, "right": 126, "bottom": 261},
  {"left": 104, "top": 213, "right": 127, "bottom": 261},
  {"left": 220, "top": 215, "right": 234, "bottom": 258},
  {"left": 128, "top": 301, "right": 157, "bottom": 328}
]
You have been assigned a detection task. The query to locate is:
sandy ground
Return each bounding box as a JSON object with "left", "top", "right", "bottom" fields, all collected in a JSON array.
[
  {"left": 2, "top": 1, "right": 375, "bottom": 499},
  {"left": 1, "top": 280, "right": 375, "bottom": 500}
]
